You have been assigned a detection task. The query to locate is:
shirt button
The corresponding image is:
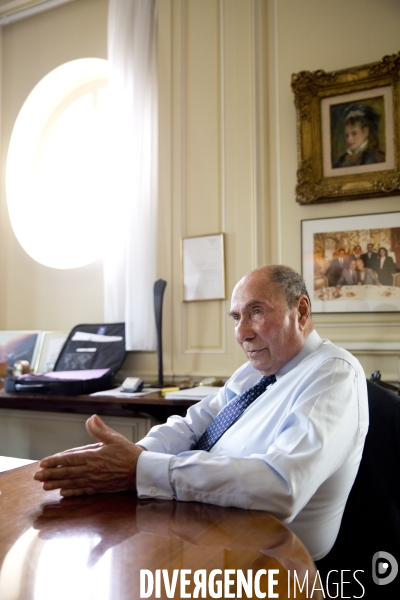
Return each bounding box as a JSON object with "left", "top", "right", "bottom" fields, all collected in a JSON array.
[{"left": 149, "top": 485, "right": 157, "bottom": 495}]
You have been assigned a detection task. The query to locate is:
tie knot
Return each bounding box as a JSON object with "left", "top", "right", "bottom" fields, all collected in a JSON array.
[{"left": 259, "top": 374, "right": 276, "bottom": 390}]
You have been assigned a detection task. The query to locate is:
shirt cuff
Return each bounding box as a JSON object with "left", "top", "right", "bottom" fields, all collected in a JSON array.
[
  {"left": 136, "top": 436, "right": 168, "bottom": 453},
  {"left": 136, "top": 450, "right": 175, "bottom": 499}
]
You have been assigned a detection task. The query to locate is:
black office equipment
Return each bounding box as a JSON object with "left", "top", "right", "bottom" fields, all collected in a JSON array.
[
  {"left": 154, "top": 279, "right": 167, "bottom": 387},
  {"left": 5, "top": 323, "right": 126, "bottom": 395}
]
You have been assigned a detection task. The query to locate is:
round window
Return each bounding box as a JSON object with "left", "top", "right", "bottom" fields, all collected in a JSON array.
[{"left": 6, "top": 58, "right": 109, "bottom": 269}]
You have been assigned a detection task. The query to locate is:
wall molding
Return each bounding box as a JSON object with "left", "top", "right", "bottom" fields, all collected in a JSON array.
[
  {"left": 180, "top": 0, "right": 226, "bottom": 356},
  {"left": 0, "top": 0, "right": 75, "bottom": 24},
  {"left": 252, "top": 0, "right": 264, "bottom": 266},
  {"left": 316, "top": 321, "right": 400, "bottom": 328},
  {"left": 336, "top": 341, "right": 400, "bottom": 354}
]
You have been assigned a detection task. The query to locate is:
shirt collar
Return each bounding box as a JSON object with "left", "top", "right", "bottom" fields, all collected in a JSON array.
[
  {"left": 226, "top": 330, "right": 323, "bottom": 397},
  {"left": 347, "top": 139, "right": 368, "bottom": 156},
  {"left": 275, "top": 329, "right": 322, "bottom": 379}
]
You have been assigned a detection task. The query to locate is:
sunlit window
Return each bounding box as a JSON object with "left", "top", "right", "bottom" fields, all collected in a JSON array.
[{"left": 6, "top": 58, "right": 110, "bottom": 269}]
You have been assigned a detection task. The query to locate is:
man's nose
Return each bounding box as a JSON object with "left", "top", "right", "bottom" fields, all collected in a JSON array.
[{"left": 236, "top": 317, "right": 255, "bottom": 342}]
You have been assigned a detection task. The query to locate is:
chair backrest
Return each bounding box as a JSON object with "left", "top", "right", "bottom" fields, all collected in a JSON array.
[
  {"left": 370, "top": 369, "right": 400, "bottom": 395},
  {"left": 316, "top": 379, "right": 400, "bottom": 595},
  {"left": 314, "top": 275, "right": 328, "bottom": 290},
  {"left": 393, "top": 272, "right": 400, "bottom": 287}
]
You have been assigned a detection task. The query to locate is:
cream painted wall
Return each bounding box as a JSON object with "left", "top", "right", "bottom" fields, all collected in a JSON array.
[
  {"left": 0, "top": 0, "right": 107, "bottom": 332},
  {"left": 269, "top": 0, "right": 400, "bottom": 269},
  {"left": 267, "top": 0, "right": 400, "bottom": 380},
  {"left": 130, "top": 0, "right": 271, "bottom": 381},
  {"left": 1, "top": 0, "right": 399, "bottom": 383}
]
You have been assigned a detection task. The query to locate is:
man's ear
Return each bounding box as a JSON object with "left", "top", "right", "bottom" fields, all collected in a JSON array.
[{"left": 297, "top": 296, "right": 310, "bottom": 328}]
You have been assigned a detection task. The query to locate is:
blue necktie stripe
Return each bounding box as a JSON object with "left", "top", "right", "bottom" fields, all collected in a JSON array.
[{"left": 194, "top": 374, "right": 276, "bottom": 452}]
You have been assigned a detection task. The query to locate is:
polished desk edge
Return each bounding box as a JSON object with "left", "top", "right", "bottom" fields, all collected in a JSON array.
[
  {"left": 0, "top": 391, "right": 196, "bottom": 421},
  {"left": 0, "top": 390, "right": 194, "bottom": 406}
]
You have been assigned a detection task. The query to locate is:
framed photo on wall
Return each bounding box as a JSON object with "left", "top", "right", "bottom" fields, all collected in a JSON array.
[
  {"left": 181, "top": 233, "right": 225, "bottom": 301},
  {"left": 292, "top": 52, "right": 400, "bottom": 204},
  {"left": 302, "top": 211, "right": 400, "bottom": 313}
]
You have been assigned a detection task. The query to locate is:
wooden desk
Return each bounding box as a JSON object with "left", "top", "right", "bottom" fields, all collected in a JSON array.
[
  {"left": 0, "top": 391, "right": 197, "bottom": 460},
  {"left": 0, "top": 463, "right": 319, "bottom": 600},
  {"left": 0, "top": 390, "right": 195, "bottom": 422}
]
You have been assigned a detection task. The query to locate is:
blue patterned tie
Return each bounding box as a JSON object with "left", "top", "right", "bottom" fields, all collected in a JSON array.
[{"left": 194, "top": 374, "right": 276, "bottom": 451}]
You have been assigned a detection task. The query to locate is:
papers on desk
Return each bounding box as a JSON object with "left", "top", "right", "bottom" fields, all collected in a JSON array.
[
  {"left": 71, "top": 332, "right": 123, "bottom": 343},
  {"left": 0, "top": 456, "right": 35, "bottom": 473},
  {"left": 90, "top": 385, "right": 222, "bottom": 400},
  {"left": 21, "top": 369, "right": 110, "bottom": 380},
  {"left": 164, "top": 386, "right": 221, "bottom": 401},
  {"left": 90, "top": 386, "right": 161, "bottom": 398}
]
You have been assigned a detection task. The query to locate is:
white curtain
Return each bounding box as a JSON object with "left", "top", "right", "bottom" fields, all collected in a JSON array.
[{"left": 104, "top": 0, "right": 158, "bottom": 351}]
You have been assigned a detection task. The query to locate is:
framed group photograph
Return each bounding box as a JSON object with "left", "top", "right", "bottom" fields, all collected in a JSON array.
[
  {"left": 292, "top": 52, "right": 400, "bottom": 204},
  {"left": 302, "top": 211, "right": 400, "bottom": 313}
]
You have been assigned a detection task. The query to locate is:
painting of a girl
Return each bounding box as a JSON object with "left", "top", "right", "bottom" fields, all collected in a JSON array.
[{"left": 331, "top": 101, "right": 385, "bottom": 169}]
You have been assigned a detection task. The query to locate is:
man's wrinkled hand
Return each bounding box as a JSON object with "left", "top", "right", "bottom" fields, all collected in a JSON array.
[{"left": 33, "top": 414, "right": 145, "bottom": 497}]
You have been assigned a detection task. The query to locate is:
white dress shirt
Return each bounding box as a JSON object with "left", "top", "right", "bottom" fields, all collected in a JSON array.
[{"left": 136, "top": 330, "right": 368, "bottom": 560}]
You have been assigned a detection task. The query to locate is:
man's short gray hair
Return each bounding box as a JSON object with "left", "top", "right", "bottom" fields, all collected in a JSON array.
[{"left": 267, "top": 265, "right": 311, "bottom": 310}]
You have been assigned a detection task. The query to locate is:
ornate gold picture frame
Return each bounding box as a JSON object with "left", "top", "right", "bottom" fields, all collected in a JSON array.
[{"left": 292, "top": 52, "right": 400, "bottom": 204}]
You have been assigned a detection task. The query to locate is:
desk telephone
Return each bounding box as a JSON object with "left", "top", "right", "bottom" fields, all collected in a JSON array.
[{"left": 121, "top": 377, "right": 144, "bottom": 393}]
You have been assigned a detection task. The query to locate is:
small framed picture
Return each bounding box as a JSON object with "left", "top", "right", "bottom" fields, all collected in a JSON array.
[
  {"left": 181, "top": 233, "right": 226, "bottom": 301},
  {"left": 292, "top": 52, "right": 400, "bottom": 204},
  {"left": 0, "top": 331, "right": 42, "bottom": 368},
  {"left": 34, "top": 331, "right": 69, "bottom": 373},
  {"left": 302, "top": 211, "right": 400, "bottom": 313}
]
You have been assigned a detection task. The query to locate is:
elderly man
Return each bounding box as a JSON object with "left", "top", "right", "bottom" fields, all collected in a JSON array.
[
  {"left": 336, "top": 259, "right": 360, "bottom": 285},
  {"left": 34, "top": 265, "right": 368, "bottom": 561},
  {"left": 355, "top": 258, "right": 380, "bottom": 286}
]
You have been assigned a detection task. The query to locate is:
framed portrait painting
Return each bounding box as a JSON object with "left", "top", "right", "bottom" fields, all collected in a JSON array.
[
  {"left": 0, "top": 331, "right": 42, "bottom": 367},
  {"left": 292, "top": 52, "right": 400, "bottom": 204},
  {"left": 302, "top": 211, "right": 400, "bottom": 313}
]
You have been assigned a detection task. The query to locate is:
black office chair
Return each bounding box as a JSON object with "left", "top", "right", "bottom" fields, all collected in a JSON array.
[
  {"left": 370, "top": 369, "right": 400, "bottom": 396},
  {"left": 316, "top": 379, "right": 400, "bottom": 597}
]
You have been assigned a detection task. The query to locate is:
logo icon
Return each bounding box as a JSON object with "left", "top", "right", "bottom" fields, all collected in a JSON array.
[{"left": 372, "top": 551, "right": 398, "bottom": 585}]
